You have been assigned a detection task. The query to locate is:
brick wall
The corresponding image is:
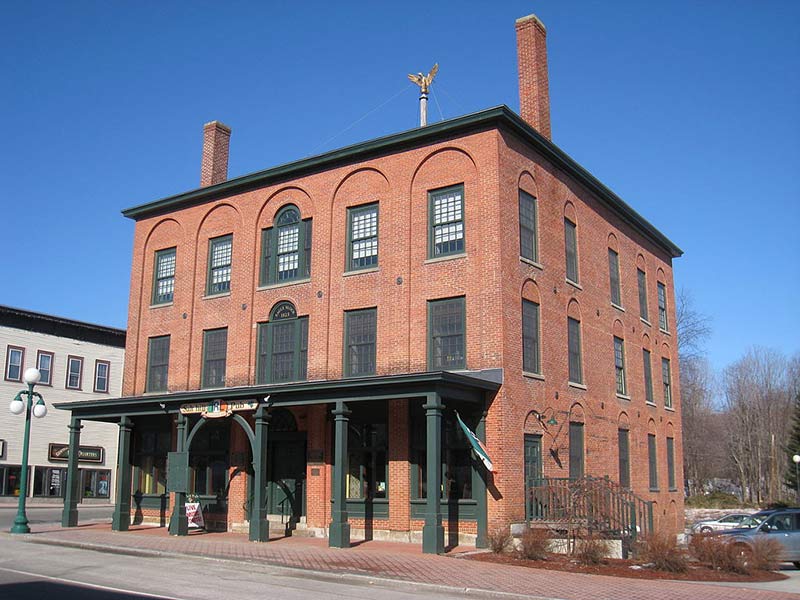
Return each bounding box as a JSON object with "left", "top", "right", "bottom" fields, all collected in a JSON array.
[{"left": 124, "top": 124, "right": 683, "bottom": 536}]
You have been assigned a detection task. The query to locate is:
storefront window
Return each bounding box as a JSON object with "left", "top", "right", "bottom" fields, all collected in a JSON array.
[
  {"left": 410, "top": 404, "right": 474, "bottom": 500},
  {"left": 347, "top": 421, "right": 387, "bottom": 500},
  {"left": 133, "top": 427, "right": 171, "bottom": 495},
  {"left": 0, "top": 465, "right": 26, "bottom": 496},
  {"left": 82, "top": 469, "right": 111, "bottom": 498},
  {"left": 188, "top": 421, "right": 229, "bottom": 497},
  {"left": 34, "top": 466, "right": 67, "bottom": 497}
]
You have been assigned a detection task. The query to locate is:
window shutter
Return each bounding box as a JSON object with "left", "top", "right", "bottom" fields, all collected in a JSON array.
[
  {"left": 303, "top": 219, "right": 312, "bottom": 278},
  {"left": 261, "top": 228, "right": 272, "bottom": 285}
]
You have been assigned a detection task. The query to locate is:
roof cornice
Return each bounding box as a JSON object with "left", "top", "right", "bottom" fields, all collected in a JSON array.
[
  {"left": 122, "top": 106, "right": 682, "bottom": 258},
  {"left": 0, "top": 304, "right": 126, "bottom": 347}
]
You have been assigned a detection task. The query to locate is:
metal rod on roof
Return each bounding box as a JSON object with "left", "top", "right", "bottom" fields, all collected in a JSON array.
[{"left": 408, "top": 63, "right": 439, "bottom": 127}]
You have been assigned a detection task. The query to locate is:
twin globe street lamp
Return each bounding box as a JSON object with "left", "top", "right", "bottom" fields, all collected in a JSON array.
[{"left": 8, "top": 367, "right": 48, "bottom": 534}]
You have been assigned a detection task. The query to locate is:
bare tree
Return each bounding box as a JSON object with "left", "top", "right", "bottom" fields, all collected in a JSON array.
[
  {"left": 722, "top": 348, "right": 795, "bottom": 503},
  {"left": 675, "top": 288, "right": 715, "bottom": 495},
  {"left": 680, "top": 357, "right": 725, "bottom": 495},
  {"left": 675, "top": 287, "right": 712, "bottom": 362}
]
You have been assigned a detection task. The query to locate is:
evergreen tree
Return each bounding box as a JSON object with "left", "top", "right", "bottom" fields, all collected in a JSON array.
[{"left": 785, "top": 393, "right": 800, "bottom": 499}]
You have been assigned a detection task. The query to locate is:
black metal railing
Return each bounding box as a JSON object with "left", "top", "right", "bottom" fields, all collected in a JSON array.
[{"left": 526, "top": 476, "right": 654, "bottom": 541}]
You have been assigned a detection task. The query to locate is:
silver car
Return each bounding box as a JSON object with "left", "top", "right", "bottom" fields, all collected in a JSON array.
[
  {"left": 717, "top": 509, "right": 800, "bottom": 568},
  {"left": 691, "top": 513, "right": 752, "bottom": 534}
]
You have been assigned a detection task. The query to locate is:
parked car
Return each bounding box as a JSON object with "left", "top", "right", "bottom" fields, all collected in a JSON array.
[
  {"left": 691, "top": 513, "right": 752, "bottom": 534},
  {"left": 716, "top": 508, "right": 800, "bottom": 568}
]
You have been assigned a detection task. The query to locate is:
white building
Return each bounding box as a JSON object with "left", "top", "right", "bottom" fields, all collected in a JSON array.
[{"left": 1, "top": 305, "right": 125, "bottom": 504}]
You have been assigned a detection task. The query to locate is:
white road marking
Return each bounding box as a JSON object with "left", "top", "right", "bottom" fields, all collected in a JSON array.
[{"left": 0, "top": 566, "right": 189, "bottom": 600}]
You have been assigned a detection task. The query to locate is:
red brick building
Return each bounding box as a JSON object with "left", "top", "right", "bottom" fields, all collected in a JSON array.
[{"left": 58, "top": 14, "right": 684, "bottom": 552}]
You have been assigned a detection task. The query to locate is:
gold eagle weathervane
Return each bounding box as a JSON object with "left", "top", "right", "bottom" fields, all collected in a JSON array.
[{"left": 408, "top": 63, "right": 438, "bottom": 126}]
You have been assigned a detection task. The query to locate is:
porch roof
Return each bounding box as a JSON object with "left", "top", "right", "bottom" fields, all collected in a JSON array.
[{"left": 54, "top": 370, "right": 502, "bottom": 422}]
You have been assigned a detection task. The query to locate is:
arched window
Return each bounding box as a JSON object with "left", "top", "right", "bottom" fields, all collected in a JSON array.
[
  {"left": 256, "top": 301, "right": 309, "bottom": 384},
  {"left": 260, "top": 205, "right": 312, "bottom": 286},
  {"left": 270, "top": 408, "right": 298, "bottom": 432}
]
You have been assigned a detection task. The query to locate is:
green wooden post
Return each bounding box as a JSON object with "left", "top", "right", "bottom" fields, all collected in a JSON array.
[
  {"left": 473, "top": 408, "right": 488, "bottom": 549},
  {"left": 422, "top": 392, "right": 444, "bottom": 554},
  {"left": 61, "top": 416, "right": 82, "bottom": 527},
  {"left": 169, "top": 414, "right": 189, "bottom": 536},
  {"left": 112, "top": 416, "right": 133, "bottom": 531},
  {"left": 250, "top": 406, "right": 270, "bottom": 542},
  {"left": 328, "top": 401, "right": 350, "bottom": 548}
]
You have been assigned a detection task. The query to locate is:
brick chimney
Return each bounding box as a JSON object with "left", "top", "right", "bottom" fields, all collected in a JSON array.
[
  {"left": 200, "top": 121, "right": 231, "bottom": 187},
  {"left": 516, "top": 14, "right": 551, "bottom": 139}
]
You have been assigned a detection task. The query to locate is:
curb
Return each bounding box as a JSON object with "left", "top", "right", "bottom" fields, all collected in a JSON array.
[{"left": 20, "top": 534, "right": 563, "bottom": 600}]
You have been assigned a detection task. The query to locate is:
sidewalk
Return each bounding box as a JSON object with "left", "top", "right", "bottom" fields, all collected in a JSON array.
[{"left": 9, "top": 523, "right": 798, "bottom": 600}]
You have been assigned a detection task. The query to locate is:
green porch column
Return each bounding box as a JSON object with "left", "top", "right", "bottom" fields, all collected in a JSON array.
[
  {"left": 474, "top": 409, "right": 488, "bottom": 549},
  {"left": 111, "top": 416, "right": 133, "bottom": 531},
  {"left": 249, "top": 406, "right": 270, "bottom": 542},
  {"left": 422, "top": 392, "right": 444, "bottom": 554},
  {"left": 328, "top": 401, "right": 350, "bottom": 548},
  {"left": 61, "top": 416, "right": 82, "bottom": 527},
  {"left": 169, "top": 414, "right": 189, "bottom": 536}
]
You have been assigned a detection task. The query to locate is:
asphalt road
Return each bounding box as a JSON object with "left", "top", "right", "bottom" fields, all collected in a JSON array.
[
  {"left": 0, "top": 505, "right": 112, "bottom": 529},
  {"left": 0, "top": 536, "right": 500, "bottom": 600}
]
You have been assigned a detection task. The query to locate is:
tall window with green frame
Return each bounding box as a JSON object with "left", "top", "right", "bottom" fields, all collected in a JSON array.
[
  {"left": 146, "top": 336, "right": 170, "bottom": 393},
  {"left": 657, "top": 281, "right": 669, "bottom": 331},
  {"left": 643, "top": 348, "right": 655, "bottom": 404},
  {"left": 429, "top": 184, "right": 464, "bottom": 258},
  {"left": 428, "top": 297, "right": 466, "bottom": 370},
  {"left": 519, "top": 189, "right": 538, "bottom": 262},
  {"left": 344, "top": 308, "right": 377, "bottom": 377},
  {"left": 188, "top": 420, "right": 229, "bottom": 499},
  {"left": 347, "top": 203, "right": 378, "bottom": 271},
  {"left": 662, "top": 357, "right": 672, "bottom": 408},
  {"left": 256, "top": 301, "right": 308, "bottom": 384},
  {"left": 410, "top": 403, "right": 475, "bottom": 502},
  {"left": 608, "top": 248, "right": 622, "bottom": 306},
  {"left": 522, "top": 299, "right": 540, "bottom": 374},
  {"left": 347, "top": 405, "right": 388, "bottom": 501},
  {"left": 569, "top": 422, "right": 584, "bottom": 479},
  {"left": 133, "top": 427, "right": 170, "bottom": 495},
  {"left": 648, "top": 433, "right": 658, "bottom": 490},
  {"left": 666, "top": 436, "right": 676, "bottom": 491},
  {"left": 637, "top": 269, "right": 649, "bottom": 321},
  {"left": 260, "top": 205, "right": 312, "bottom": 285},
  {"left": 207, "top": 235, "right": 232, "bottom": 295},
  {"left": 564, "top": 218, "right": 579, "bottom": 284},
  {"left": 152, "top": 247, "right": 176, "bottom": 305},
  {"left": 618, "top": 428, "right": 630, "bottom": 488},
  {"left": 201, "top": 328, "right": 227, "bottom": 389},
  {"left": 567, "top": 316, "right": 583, "bottom": 385},
  {"left": 614, "top": 336, "right": 627, "bottom": 396}
]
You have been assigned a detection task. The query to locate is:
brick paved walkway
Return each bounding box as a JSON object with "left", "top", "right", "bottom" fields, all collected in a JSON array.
[{"left": 11, "top": 523, "right": 797, "bottom": 600}]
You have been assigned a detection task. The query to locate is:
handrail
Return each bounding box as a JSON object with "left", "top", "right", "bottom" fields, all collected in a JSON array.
[{"left": 526, "top": 476, "right": 654, "bottom": 542}]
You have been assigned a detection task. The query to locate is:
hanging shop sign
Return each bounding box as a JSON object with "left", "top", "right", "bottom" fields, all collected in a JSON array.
[
  {"left": 179, "top": 399, "right": 259, "bottom": 419},
  {"left": 48, "top": 443, "right": 105, "bottom": 463}
]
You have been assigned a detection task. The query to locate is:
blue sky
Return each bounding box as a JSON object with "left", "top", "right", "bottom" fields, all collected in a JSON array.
[{"left": 1, "top": 1, "right": 797, "bottom": 372}]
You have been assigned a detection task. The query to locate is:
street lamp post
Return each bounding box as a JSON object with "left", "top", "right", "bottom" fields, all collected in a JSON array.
[
  {"left": 8, "top": 367, "right": 47, "bottom": 534},
  {"left": 793, "top": 454, "right": 800, "bottom": 506}
]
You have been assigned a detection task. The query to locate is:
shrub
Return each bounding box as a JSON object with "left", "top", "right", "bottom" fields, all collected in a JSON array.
[
  {"left": 487, "top": 526, "right": 512, "bottom": 554},
  {"left": 636, "top": 532, "right": 688, "bottom": 573},
  {"left": 748, "top": 537, "right": 783, "bottom": 572},
  {"left": 689, "top": 533, "right": 748, "bottom": 573},
  {"left": 575, "top": 536, "right": 610, "bottom": 565},
  {"left": 517, "top": 528, "right": 551, "bottom": 560}
]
